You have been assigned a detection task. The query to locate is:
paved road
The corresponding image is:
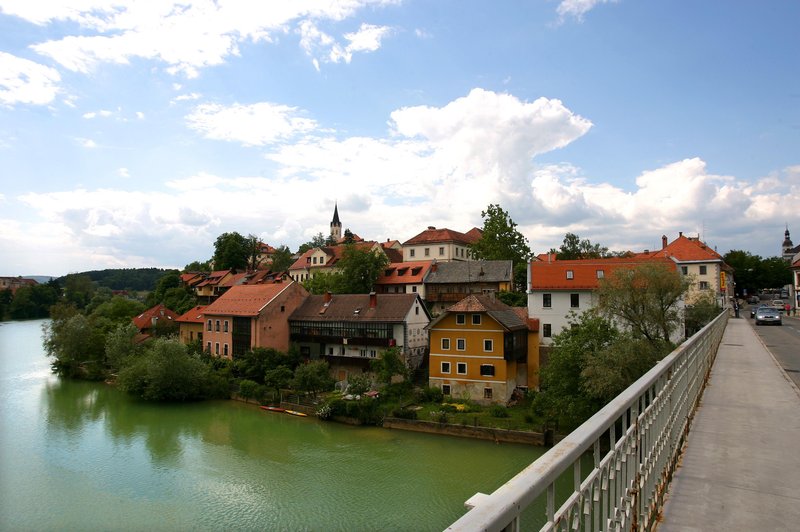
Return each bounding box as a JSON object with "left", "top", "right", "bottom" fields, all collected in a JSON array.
[{"left": 747, "top": 307, "right": 800, "bottom": 389}]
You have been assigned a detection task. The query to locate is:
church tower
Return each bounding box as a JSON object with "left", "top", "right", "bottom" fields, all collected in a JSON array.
[
  {"left": 330, "top": 203, "right": 342, "bottom": 242},
  {"left": 782, "top": 225, "right": 794, "bottom": 261}
]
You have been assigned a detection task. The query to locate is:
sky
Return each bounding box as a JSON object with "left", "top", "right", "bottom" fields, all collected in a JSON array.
[{"left": 1, "top": 0, "right": 798, "bottom": 278}]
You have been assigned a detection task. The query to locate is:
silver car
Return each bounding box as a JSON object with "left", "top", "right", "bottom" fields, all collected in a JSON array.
[{"left": 755, "top": 306, "right": 782, "bottom": 326}]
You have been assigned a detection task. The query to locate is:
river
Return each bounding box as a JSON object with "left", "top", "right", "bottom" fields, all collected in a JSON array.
[{"left": 0, "top": 319, "right": 548, "bottom": 531}]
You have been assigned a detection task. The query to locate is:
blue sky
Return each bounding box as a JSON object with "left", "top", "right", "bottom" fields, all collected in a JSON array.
[{"left": 1, "top": 0, "right": 798, "bottom": 277}]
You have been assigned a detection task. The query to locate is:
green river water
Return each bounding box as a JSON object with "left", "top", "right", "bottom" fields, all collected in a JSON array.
[{"left": 0, "top": 319, "right": 549, "bottom": 531}]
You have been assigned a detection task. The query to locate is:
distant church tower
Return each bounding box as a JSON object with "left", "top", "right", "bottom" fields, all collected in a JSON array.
[
  {"left": 782, "top": 225, "right": 795, "bottom": 261},
  {"left": 330, "top": 203, "right": 342, "bottom": 241}
]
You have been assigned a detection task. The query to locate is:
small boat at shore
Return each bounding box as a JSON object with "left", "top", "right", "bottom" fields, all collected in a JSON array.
[
  {"left": 284, "top": 410, "right": 308, "bottom": 417},
  {"left": 260, "top": 406, "right": 285, "bottom": 412}
]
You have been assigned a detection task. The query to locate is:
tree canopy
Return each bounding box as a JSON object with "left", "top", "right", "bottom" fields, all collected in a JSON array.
[
  {"left": 212, "top": 231, "right": 250, "bottom": 270},
  {"left": 723, "top": 250, "right": 791, "bottom": 296},
  {"left": 269, "top": 245, "right": 294, "bottom": 273},
  {"left": 302, "top": 244, "right": 389, "bottom": 294},
  {"left": 556, "top": 233, "right": 609, "bottom": 260},
  {"left": 595, "top": 262, "right": 688, "bottom": 344},
  {"left": 469, "top": 204, "right": 532, "bottom": 291}
]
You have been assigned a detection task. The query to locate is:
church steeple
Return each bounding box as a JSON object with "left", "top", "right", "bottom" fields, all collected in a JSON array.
[{"left": 330, "top": 202, "right": 342, "bottom": 241}]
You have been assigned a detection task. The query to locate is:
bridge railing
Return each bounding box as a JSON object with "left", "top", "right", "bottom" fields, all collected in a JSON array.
[{"left": 447, "top": 311, "right": 728, "bottom": 532}]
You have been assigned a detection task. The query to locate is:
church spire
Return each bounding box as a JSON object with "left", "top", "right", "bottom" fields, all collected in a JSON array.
[{"left": 330, "top": 202, "right": 342, "bottom": 241}]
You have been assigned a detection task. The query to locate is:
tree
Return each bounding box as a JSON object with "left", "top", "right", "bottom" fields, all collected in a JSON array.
[
  {"left": 370, "top": 346, "right": 408, "bottom": 385},
  {"left": 684, "top": 291, "right": 722, "bottom": 337},
  {"left": 264, "top": 365, "right": 293, "bottom": 401},
  {"left": 469, "top": 204, "right": 532, "bottom": 291},
  {"left": 62, "top": 274, "right": 96, "bottom": 309},
  {"left": 8, "top": 282, "right": 60, "bottom": 319},
  {"left": 297, "top": 232, "right": 328, "bottom": 254},
  {"left": 303, "top": 271, "right": 344, "bottom": 295},
  {"left": 723, "top": 250, "right": 762, "bottom": 296},
  {"left": 43, "top": 312, "right": 106, "bottom": 379},
  {"left": 760, "top": 257, "right": 791, "bottom": 289},
  {"left": 269, "top": 245, "right": 294, "bottom": 273},
  {"left": 212, "top": 232, "right": 250, "bottom": 270},
  {"left": 238, "top": 379, "right": 259, "bottom": 403},
  {"left": 105, "top": 322, "right": 139, "bottom": 370},
  {"left": 292, "top": 360, "right": 334, "bottom": 397},
  {"left": 556, "top": 232, "right": 609, "bottom": 260},
  {"left": 337, "top": 244, "right": 389, "bottom": 294},
  {"left": 596, "top": 262, "right": 689, "bottom": 345},
  {"left": 184, "top": 260, "right": 212, "bottom": 272},
  {"left": 532, "top": 312, "right": 618, "bottom": 429}
]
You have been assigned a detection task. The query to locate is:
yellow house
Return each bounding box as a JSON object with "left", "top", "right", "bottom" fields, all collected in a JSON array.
[
  {"left": 176, "top": 305, "right": 207, "bottom": 345},
  {"left": 427, "top": 294, "right": 539, "bottom": 405}
]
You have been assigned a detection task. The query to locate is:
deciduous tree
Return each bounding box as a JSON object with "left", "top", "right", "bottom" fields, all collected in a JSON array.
[
  {"left": 212, "top": 232, "right": 250, "bottom": 270},
  {"left": 556, "top": 232, "right": 609, "bottom": 260}
]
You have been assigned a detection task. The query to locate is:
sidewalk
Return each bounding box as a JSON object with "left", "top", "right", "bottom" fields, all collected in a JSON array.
[{"left": 658, "top": 317, "right": 800, "bottom": 531}]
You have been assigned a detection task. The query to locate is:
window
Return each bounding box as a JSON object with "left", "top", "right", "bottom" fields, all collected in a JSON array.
[
  {"left": 441, "top": 362, "right": 451, "bottom": 374},
  {"left": 483, "top": 339, "right": 493, "bottom": 352},
  {"left": 596, "top": 270, "right": 604, "bottom": 279},
  {"left": 681, "top": 266, "right": 688, "bottom": 275},
  {"left": 223, "top": 320, "right": 229, "bottom": 333},
  {"left": 206, "top": 341, "right": 211, "bottom": 352},
  {"left": 543, "top": 293, "right": 552, "bottom": 308},
  {"left": 441, "top": 338, "right": 451, "bottom": 350},
  {"left": 570, "top": 293, "right": 580, "bottom": 308},
  {"left": 207, "top": 319, "right": 212, "bottom": 331},
  {"left": 439, "top": 246, "right": 444, "bottom": 256},
  {"left": 566, "top": 270, "right": 574, "bottom": 279},
  {"left": 484, "top": 388, "right": 493, "bottom": 399},
  {"left": 472, "top": 314, "right": 481, "bottom": 325},
  {"left": 699, "top": 281, "right": 709, "bottom": 290},
  {"left": 442, "top": 384, "right": 451, "bottom": 395},
  {"left": 415, "top": 306, "right": 419, "bottom": 315},
  {"left": 409, "top": 249, "right": 415, "bottom": 257},
  {"left": 456, "top": 314, "right": 466, "bottom": 325},
  {"left": 328, "top": 347, "right": 334, "bottom": 355},
  {"left": 457, "top": 362, "right": 467, "bottom": 375},
  {"left": 543, "top": 324, "right": 552, "bottom": 338},
  {"left": 214, "top": 343, "right": 220, "bottom": 355},
  {"left": 215, "top": 320, "right": 220, "bottom": 332},
  {"left": 480, "top": 364, "right": 495, "bottom": 377},
  {"left": 223, "top": 344, "right": 229, "bottom": 357},
  {"left": 424, "top": 247, "right": 430, "bottom": 257},
  {"left": 412, "top": 286, "right": 417, "bottom": 293},
  {"left": 699, "top": 265, "right": 707, "bottom": 275},
  {"left": 456, "top": 338, "right": 466, "bottom": 351},
  {"left": 369, "top": 350, "right": 377, "bottom": 358}
]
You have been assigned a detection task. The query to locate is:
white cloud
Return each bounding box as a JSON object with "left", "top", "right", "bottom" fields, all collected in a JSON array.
[
  {"left": 76, "top": 137, "right": 97, "bottom": 148},
  {"left": 557, "top": 0, "right": 617, "bottom": 22},
  {"left": 82, "top": 109, "right": 113, "bottom": 119},
  {"left": 186, "top": 102, "right": 318, "bottom": 146},
  {"left": 15, "top": 0, "right": 396, "bottom": 76},
  {"left": 330, "top": 23, "right": 392, "bottom": 63},
  {"left": 0, "top": 52, "right": 61, "bottom": 106},
  {"left": 117, "top": 167, "right": 130, "bottom": 178}
]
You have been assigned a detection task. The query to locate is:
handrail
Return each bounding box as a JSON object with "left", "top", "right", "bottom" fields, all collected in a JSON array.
[{"left": 447, "top": 311, "right": 728, "bottom": 531}]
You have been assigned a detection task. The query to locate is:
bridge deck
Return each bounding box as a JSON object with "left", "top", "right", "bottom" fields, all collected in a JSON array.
[{"left": 658, "top": 315, "right": 800, "bottom": 531}]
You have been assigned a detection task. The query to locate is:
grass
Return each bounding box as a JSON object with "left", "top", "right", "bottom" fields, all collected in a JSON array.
[{"left": 411, "top": 400, "right": 544, "bottom": 432}]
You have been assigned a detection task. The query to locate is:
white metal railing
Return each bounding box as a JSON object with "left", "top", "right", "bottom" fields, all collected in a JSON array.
[{"left": 447, "top": 311, "right": 728, "bottom": 532}]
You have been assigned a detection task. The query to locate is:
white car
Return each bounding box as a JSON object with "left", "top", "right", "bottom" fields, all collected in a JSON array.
[{"left": 771, "top": 300, "right": 785, "bottom": 313}]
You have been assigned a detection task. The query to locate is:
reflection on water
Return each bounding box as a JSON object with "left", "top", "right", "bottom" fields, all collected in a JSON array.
[{"left": 1, "top": 320, "right": 548, "bottom": 530}]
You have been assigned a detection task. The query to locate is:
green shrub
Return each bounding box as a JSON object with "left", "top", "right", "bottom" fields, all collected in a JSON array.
[
  {"left": 489, "top": 405, "right": 510, "bottom": 418},
  {"left": 418, "top": 386, "right": 443, "bottom": 403},
  {"left": 391, "top": 407, "right": 418, "bottom": 420}
]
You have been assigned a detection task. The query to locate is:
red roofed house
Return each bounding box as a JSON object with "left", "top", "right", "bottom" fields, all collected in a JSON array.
[
  {"left": 401, "top": 226, "right": 482, "bottom": 262},
  {"left": 0, "top": 276, "right": 38, "bottom": 294},
  {"left": 132, "top": 304, "right": 180, "bottom": 342},
  {"left": 194, "top": 269, "right": 235, "bottom": 303},
  {"left": 427, "top": 294, "right": 539, "bottom": 404},
  {"left": 529, "top": 256, "right": 679, "bottom": 346},
  {"left": 288, "top": 241, "right": 390, "bottom": 283},
  {"left": 640, "top": 233, "right": 734, "bottom": 307},
  {"left": 176, "top": 305, "right": 207, "bottom": 345},
  {"left": 202, "top": 280, "right": 308, "bottom": 359},
  {"left": 374, "top": 260, "right": 432, "bottom": 297},
  {"left": 288, "top": 292, "right": 431, "bottom": 383}
]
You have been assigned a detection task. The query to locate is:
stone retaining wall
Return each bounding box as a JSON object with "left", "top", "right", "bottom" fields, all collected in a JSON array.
[{"left": 382, "top": 417, "right": 546, "bottom": 446}]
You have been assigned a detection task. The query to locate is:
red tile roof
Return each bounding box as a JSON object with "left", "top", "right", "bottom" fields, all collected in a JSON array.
[
  {"left": 375, "top": 261, "right": 432, "bottom": 285},
  {"left": 132, "top": 304, "right": 179, "bottom": 330},
  {"left": 176, "top": 305, "right": 207, "bottom": 324},
  {"left": 289, "top": 293, "right": 425, "bottom": 322},
  {"left": 402, "top": 226, "right": 482, "bottom": 246},
  {"left": 430, "top": 294, "right": 530, "bottom": 331},
  {"left": 195, "top": 269, "right": 232, "bottom": 288},
  {"left": 643, "top": 234, "right": 723, "bottom": 262},
  {"left": 203, "top": 282, "right": 300, "bottom": 317},
  {"left": 530, "top": 256, "right": 677, "bottom": 290}
]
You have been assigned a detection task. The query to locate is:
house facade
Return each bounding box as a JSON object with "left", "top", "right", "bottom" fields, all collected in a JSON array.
[
  {"left": 427, "top": 294, "right": 539, "bottom": 405},
  {"left": 132, "top": 304, "right": 179, "bottom": 342},
  {"left": 423, "top": 259, "right": 514, "bottom": 315},
  {"left": 0, "top": 276, "right": 37, "bottom": 294},
  {"left": 528, "top": 256, "right": 679, "bottom": 345},
  {"left": 194, "top": 269, "right": 235, "bottom": 303},
  {"left": 288, "top": 241, "right": 388, "bottom": 283},
  {"left": 640, "top": 233, "right": 734, "bottom": 307},
  {"left": 401, "top": 226, "right": 482, "bottom": 262},
  {"left": 288, "top": 292, "right": 431, "bottom": 383},
  {"left": 176, "top": 305, "right": 207, "bottom": 345},
  {"left": 202, "top": 280, "right": 308, "bottom": 359}
]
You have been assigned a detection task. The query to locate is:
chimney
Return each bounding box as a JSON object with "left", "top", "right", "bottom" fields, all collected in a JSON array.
[
  {"left": 324, "top": 291, "right": 332, "bottom": 304},
  {"left": 431, "top": 259, "right": 438, "bottom": 272},
  {"left": 427, "top": 226, "right": 435, "bottom": 230},
  {"left": 662, "top": 235, "right": 668, "bottom": 249},
  {"left": 369, "top": 291, "right": 377, "bottom": 308},
  {"left": 679, "top": 231, "right": 683, "bottom": 237}
]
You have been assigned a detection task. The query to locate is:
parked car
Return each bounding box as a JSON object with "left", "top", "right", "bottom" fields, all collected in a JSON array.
[{"left": 755, "top": 306, "right": 782, "bottom": 326}]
